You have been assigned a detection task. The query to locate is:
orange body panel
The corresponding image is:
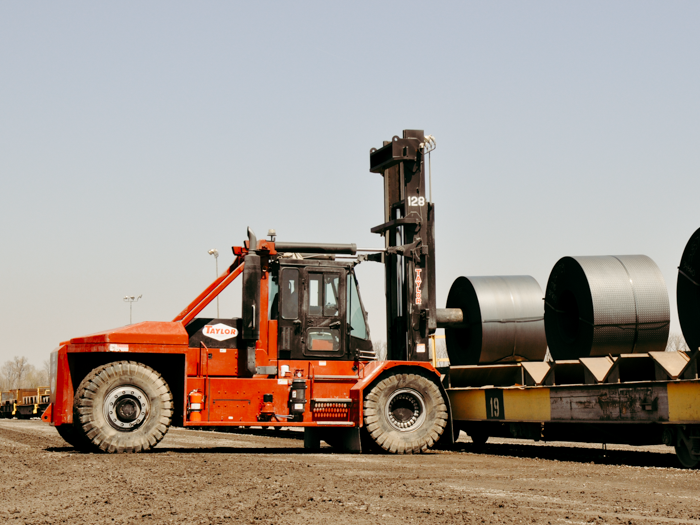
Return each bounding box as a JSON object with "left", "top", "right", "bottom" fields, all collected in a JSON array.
[
  {"left": 181, "top": 358, "right": 440, "bottom": 427},
  {"left": 267, "top": 320, "right": 278, "bottom": 361},
  {"left": 69, "top": 321, "right": 188, "bottom": 346},
  {"left": 41, "top": 403, "right": 52, "bottom": 422},
  {"left": 51, "top": 345, "right": 74, "bottom": 425},
  {"left": 199, "top": 347, "right": 240, "bottom": 376}
]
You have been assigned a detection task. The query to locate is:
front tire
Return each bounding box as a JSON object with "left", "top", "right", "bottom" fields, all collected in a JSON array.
[
  {"left": 73, "top": 361, "right": 173, "bottom": 453},
  {"left": 363, "top": 372, "right": 447, "bottom": 454}
]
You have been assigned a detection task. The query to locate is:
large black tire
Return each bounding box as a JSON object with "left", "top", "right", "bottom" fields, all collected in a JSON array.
[
  {"left": 73, "top": 361, "right": 173, "bottom": 453},
  {"left": 363, "top": 372, "right": 448, "bottom": 454}
]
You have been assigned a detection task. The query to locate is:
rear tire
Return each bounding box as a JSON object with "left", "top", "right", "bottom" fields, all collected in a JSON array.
[
  {"left": 73, "top": 361, "right": 173, "bottom": 453},
  {"left": 363, "top": 372, "right": 447, "bottom": 454}
]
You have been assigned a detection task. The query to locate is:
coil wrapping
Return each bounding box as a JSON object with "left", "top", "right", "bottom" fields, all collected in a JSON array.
[
  {"left": 544, "top": 255, "right": 669, "bottom": 360},
  {"left": 677, "top": 227, "right": 700, "bottom": 352},
  {"left": 445, "top": 276, "right": 547, "bottom": 365}
]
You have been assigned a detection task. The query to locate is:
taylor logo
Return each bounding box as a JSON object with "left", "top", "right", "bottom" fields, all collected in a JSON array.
[
  {"left": 415, "top": 268, "right": 423, "bottom": 305},
  {"left": 203, "top": 323, "right": 238, "bottom": 341}
]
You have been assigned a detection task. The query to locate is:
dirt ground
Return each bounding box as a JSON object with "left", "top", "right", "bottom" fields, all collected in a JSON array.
[{"left": 0, "top": 419, "right": 699, "bottom": 525}]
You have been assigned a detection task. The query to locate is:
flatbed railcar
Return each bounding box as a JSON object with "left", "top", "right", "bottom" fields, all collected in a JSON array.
[
  {"left": 1, "top": 387, "right": 51, "bottom": 419},
  {"left": 446, "top": 353, "right": 700, "bottom": 467},
  {"left": 1, "top": 389, "right": 19, "bottom": 418},
  {"left": 15, "top": 387, "right": 51, "bottom": 419}
]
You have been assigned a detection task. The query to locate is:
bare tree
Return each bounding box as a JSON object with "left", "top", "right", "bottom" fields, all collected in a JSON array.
[
  {"left": 433, "top": 336, "right": 449, "bottom": 364},
  {"left": 24, "top": 366, "right": 48, "bottom": 388},
  {"left": 373, "top": 341, "right": 387, "bottom": 361},
  {"left": 0, "top": 357, "right": 29, "bottom": 389},
  {"left": 32, "top": 359, "right": 51, "bottom": 387},
  {"left": 666, "top": 333, "right": 690, "bottom": 352},
  {"left": 0, "top": 366, "right": 8, "bottom": 391},
  {"left": 0, "top": 356, "right": 49, "bottom": 389}
]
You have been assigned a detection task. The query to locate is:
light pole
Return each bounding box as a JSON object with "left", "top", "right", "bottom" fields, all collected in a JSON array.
[
  {"left": 208, "top": 248, "right": 220, "bottom": 318},
  {"left": 123, "top": 295, "right": 142, "bottom": 325}
]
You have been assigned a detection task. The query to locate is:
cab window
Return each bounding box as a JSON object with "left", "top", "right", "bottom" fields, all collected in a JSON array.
[
  {"left": 269, "top": 275, "right": 279, "bottom": 319},
  {"left": 280, "top": 268, "right": 299, "bottom": 319},
  {"left": 308, "top": 272, "right": 339, "bottom": 317},
  {"left": 307, "top": 328, "right": 340, "bottom": 352},
  {"left": 347, "top": 274, "right": 368, "bottom": 339}
]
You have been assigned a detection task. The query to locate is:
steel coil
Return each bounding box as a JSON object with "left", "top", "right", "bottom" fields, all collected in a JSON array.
[
  {"left": 677, "top": 228, "right": 700, "bottom": 352},
  {"left": 445, "top": 276, "right": 547, "bottom": 365},
  {"left": 544, "top": 255, "right": 669, "bottom": 360}
]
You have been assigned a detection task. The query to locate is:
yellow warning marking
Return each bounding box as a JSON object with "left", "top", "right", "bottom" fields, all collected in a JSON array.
[
  {"left": 449, "top": 390, "right": 486, "bottom": 420},
  {"left": 668, "top": 382, "right": 700, "bottom": 422},
  {"left": 503, "top": 389, "right": 551, "bottom": 421}
]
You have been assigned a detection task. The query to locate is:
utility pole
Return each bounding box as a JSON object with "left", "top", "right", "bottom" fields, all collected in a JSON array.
[
  {"left": 208, "top": 248, "right": 220, "bottom": 318},
  {"left": 123, "top": 295, "right": 142, "bottom": 325}
]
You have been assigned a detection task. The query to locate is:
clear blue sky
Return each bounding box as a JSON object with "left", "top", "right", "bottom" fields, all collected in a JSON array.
[{"left": 1, "top": 2, "right": 699, "bottom": 366}]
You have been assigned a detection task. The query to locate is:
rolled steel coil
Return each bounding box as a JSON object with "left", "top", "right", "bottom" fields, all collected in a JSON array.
[
  {"left": 678, "top": 228, "right": 700, "bottom": 352},
  {"left": 445, "top": 276, "right": 547, "bottom": 365},
  {"left": 544, "top": 255, "right": 669, "bottom": 360}
]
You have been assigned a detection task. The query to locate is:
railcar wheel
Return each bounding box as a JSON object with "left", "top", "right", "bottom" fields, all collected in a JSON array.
[
  {"left": 469, "top": 431, "right": 489, "bottom": 447},
  {"left": 73, "top": 361, "right": 173, "bottom": 453},
  {"left": 363, "top": 372, "right": 447, "bottom": 454},
  {"left": 675, "top": 442, "right": 700, "bottom": 469}
]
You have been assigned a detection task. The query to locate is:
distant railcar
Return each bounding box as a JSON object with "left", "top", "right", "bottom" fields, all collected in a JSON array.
[
  {"left": 1, "top": 388, "right": 50, "bottom": 419},
  {"left": 14, "top": 387, "right": 51, "bottom": 419},
  {"left": 0, "top": 389, "right": 19, "bottom": 418}
]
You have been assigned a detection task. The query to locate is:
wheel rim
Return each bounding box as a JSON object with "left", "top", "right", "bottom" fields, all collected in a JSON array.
[
  {"left": 385, "top": 388, "right": 426, "bottom": 432},
  {"left": 104, "top": 386, "right": 149, "bottom": 432}
]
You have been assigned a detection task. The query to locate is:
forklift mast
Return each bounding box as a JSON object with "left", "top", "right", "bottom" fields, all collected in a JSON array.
[{"left": 370, "top": 129, "right": 437, "bottom": 362}]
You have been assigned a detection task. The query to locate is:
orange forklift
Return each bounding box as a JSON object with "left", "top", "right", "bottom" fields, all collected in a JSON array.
[{"left": 44, "top": 129, "right": 456, "bottom": 453}]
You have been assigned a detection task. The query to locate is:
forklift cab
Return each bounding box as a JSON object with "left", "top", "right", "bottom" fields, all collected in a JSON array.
[{"left": 271, "top": 258, "right": 374, "bottom": 361}]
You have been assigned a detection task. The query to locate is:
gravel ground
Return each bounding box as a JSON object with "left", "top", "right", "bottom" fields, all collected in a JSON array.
[{"left": 1, "top": 419, "right": 699, "bottom": 524}]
